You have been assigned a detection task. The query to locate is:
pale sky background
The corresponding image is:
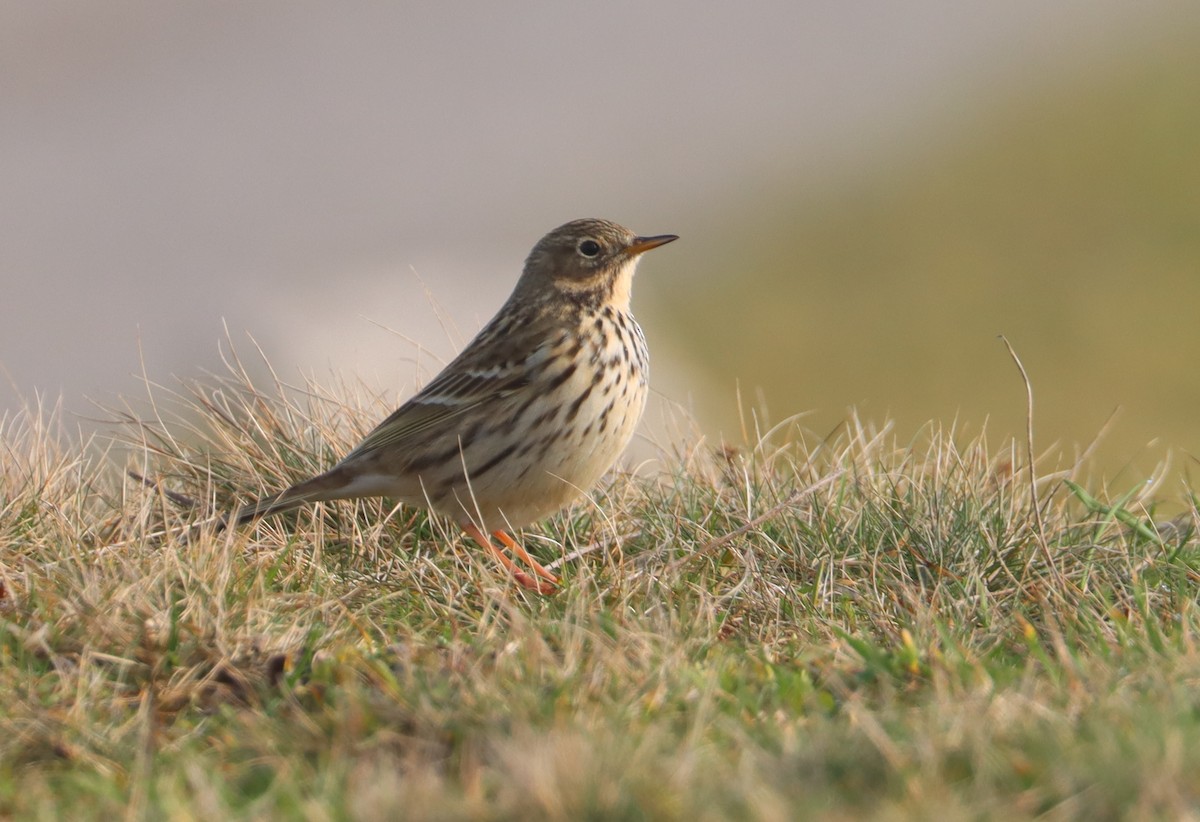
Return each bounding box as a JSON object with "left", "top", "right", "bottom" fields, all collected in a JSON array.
[{"left": 0, "top": 2, "right": 1184, "bottom": 449}]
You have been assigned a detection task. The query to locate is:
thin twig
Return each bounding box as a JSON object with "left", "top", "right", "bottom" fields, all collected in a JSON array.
[{"left": 542, "top": 529, "right": 642, "bottom": 572}]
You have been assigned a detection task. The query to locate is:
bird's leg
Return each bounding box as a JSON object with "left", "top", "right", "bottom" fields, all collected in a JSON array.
[
  {"left": 463, "top": 524, "right": 557, "bottom": 594},
  {"left": 491, "top": 530, "right": 560, "bottom": 586}
]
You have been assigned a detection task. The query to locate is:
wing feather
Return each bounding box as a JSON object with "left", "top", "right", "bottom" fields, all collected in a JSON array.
[{"left": 339, "top": 307, "right": 562, "bottom": 462}]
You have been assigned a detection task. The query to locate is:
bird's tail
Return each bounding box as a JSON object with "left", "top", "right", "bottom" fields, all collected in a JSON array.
[
  {"left": 225, "top": 469, "right": 353, "bottom": 529},
  {"left": 227, "top": 490, "right": 306, "bottom": 528}
]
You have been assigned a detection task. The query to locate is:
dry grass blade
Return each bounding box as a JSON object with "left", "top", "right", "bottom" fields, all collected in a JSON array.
[
  {"left": 664, "top": 469, "right": 846, "bottom": 574},
  {"left": 999, "top": 334, "right": 1067, "bottom": 589},
  {"left": 2, "top": 338, "right": 1198, "bottom": 818}
]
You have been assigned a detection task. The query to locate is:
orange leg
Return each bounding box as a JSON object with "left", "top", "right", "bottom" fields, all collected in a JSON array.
[
  {"left": 492, "top": 530, "right": 560, "bottom": 586},
  {"left": 463, "top": 524, "right": 558, "bottom": 594}
]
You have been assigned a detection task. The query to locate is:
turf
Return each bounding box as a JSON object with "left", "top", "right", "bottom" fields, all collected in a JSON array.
[{"left": 2, "top": 347, "right": 1199, "bottom": 819}]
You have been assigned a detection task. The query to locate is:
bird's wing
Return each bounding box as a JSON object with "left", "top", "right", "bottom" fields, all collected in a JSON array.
[{"left": 339, "top": 308, "right": 562, "bottom": 461}]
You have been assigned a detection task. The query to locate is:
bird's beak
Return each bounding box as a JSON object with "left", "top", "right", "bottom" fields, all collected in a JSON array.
[{"left": 625, "top": 234, "right": 679, "bottom": 256}]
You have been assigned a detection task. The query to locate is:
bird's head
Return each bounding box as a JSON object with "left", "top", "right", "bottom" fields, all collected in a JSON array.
[{"left": 516, "top": 218, "right": 677, "bottom": 311}]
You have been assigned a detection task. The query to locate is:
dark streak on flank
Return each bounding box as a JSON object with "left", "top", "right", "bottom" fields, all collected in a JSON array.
[
  {"left": 405, "top": 443, "right": 465, "bottom": 474},
  {"left": 531, "top": 405, "right": 560, "bottom": 429},
  {"left": 471, "top": 441, "right": 522, "bottom": 479},
  {"left": 546, "top": 362, "right": 578, "bottom": 391},
  {"left": 564, "top": 382, "right": 596, "bottom": 423},
  {"left": 597, "top": 400, "right": 614, "bottom": 434}
]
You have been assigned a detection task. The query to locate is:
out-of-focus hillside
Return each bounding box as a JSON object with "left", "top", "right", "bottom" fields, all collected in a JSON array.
[{"left": 651, "top": 19, "right": 1200, "bottom": 487}]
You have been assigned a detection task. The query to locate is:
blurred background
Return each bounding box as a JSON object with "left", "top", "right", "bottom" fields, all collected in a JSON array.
[{"left": 3, "top": 2, "right": 1198, "bottom": 491}]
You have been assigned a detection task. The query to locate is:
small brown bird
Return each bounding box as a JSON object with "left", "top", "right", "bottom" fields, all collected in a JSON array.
[{"left": 233, "top": 219, "right": 677, "bottom": 592}]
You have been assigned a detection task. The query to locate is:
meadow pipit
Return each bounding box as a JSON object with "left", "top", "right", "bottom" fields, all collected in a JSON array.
[{"left": 232, "top": 219, "right": 677, "bottom": 592}]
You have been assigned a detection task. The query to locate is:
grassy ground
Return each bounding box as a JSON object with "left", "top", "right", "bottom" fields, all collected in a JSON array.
[{"left": 3, "top": 350, "right": 1200, "bottom": 820}]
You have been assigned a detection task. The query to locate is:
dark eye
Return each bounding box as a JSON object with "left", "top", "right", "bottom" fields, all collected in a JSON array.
[{"left": 578, "top": 239, "right": 601, "bottom": 258}]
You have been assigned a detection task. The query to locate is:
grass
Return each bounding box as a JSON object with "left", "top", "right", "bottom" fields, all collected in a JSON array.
[{"left": 3, "top": 344, "right": 1200, "bottom": 820}]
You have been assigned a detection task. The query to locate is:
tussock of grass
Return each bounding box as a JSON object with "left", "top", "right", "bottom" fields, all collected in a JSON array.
[{"left": 3, "top": 346, "right": 1200, "bottom": 819}]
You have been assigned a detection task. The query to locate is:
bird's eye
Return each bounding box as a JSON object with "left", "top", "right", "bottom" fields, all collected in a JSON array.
[{"left": 578, "top": 239, "right": 601, "bottom": 258}]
